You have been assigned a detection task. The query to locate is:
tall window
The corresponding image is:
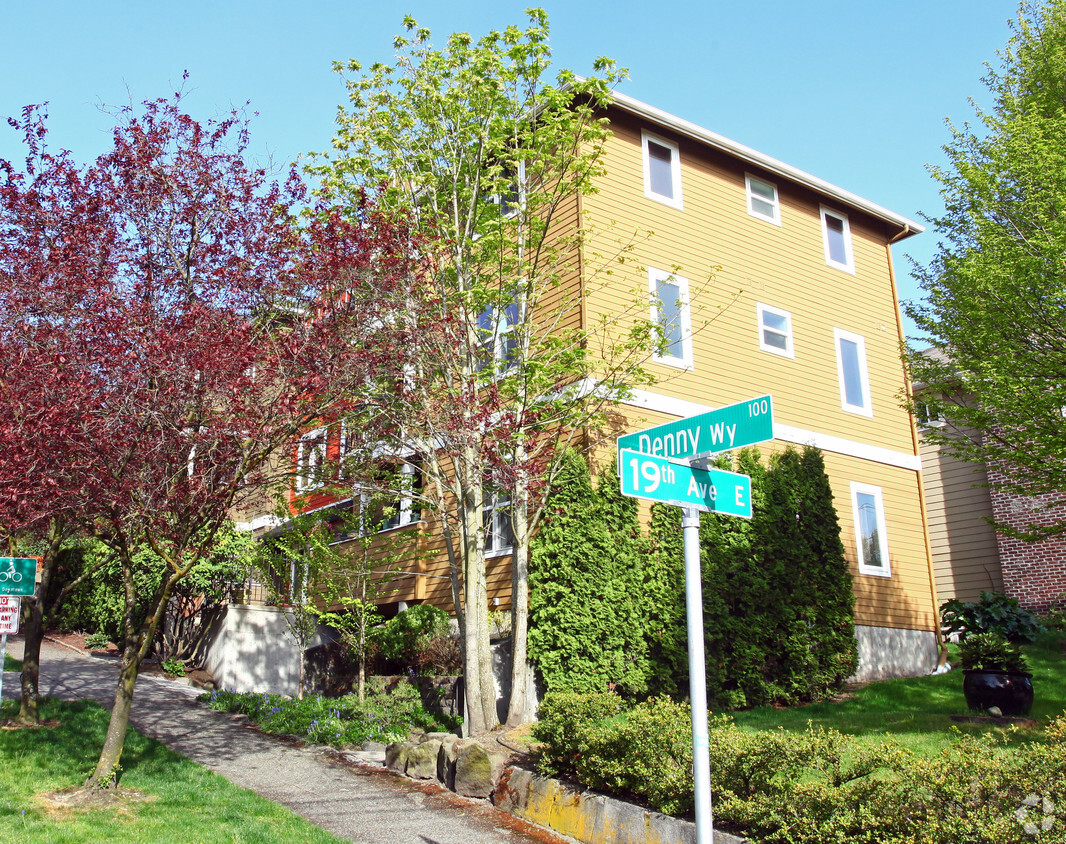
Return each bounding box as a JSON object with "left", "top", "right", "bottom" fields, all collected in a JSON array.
[
  {"left": 642, "top": 131, "right": 683, "bottom": 209},
  {"left": 295, "top": 428, "right": 326, "bottom": 492},
  {"left": 649, "top": 268, "right": 693, "bottom": 369},
  {"left": 478, "top": 299, "right": 520, "bottom": 369},
  {"left": 746, "top": 174, "right": 781, "bottom": 225},
  {"left": 378, "top": 461, "right": 422, "bottom": 531},
  {"left": 484, "top": 496, "right": 514, "bottom": 555},
  {"left": 757, "top": 303, "right": 794, "bottom": 358},
  {"left": 834, "top": 328, "right": 872, "bottom": 416},
  {"left": 851, "top": 482, "right": 890, "bottom": 576},
  {"left": 821, "top": 206, "right": 854, "bottom": 272}
]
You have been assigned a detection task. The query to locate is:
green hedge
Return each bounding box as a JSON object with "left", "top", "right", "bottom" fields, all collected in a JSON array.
[{"left": 533, "top": 691, "right": 1066, "bottom": 842}]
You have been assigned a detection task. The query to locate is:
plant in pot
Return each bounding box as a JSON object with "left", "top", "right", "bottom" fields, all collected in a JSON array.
[{"left": 957, "top": 632, "right": 1034, "bottom": 717}]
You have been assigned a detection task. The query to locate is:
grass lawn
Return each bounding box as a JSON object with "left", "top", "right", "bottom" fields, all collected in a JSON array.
[
  {"left": 728, "top": 631, "right": 1065, "bottom": 754},
  {"left": 3, "top": 653, "right": 22, "bottom": 671},
  {"left": 0, "top": 697, "right": 345, "bottom": 844}
]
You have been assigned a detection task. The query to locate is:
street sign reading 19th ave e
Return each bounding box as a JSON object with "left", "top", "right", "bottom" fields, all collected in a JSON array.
[
  {"left": 617, "top": 395, "right": 774, "bottom": 460},
  {"left": 0, "top": 557, "right": 37, "bottom": 597},
  {"left": 619, "top": 449, "right": 752, "bottom": 518}
]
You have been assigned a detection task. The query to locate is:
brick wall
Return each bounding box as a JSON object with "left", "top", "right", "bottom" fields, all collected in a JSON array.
[{"left": 987, "top": 471, "right": 1066, "bottom": 614}]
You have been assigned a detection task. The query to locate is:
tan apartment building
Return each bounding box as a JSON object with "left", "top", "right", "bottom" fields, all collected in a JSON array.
[
  {"left": 229, "top": 90, "right": 941, "bottom": 689},
  {"left": 572, "top": 91, "right": 938, "bottom": 681}
]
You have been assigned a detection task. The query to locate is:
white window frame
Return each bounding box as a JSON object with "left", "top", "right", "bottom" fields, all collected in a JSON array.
[
  {"left": 820, "top": 205, "right": 855, "bottom": 273},
  {"left": 295, "top": 428, "right": 326, "bottom": 493},
  {"left": 745, "top": 174, "right": 781, "bottom": 225},
  {"left": 756, "top": 303, "right": 794, "bottom": 358},
  {"left": 834, "top": 328, "right": 872, "bottom": 417},
  {"left": 851, "top": 482, "right": 891, "bottom": 577},
  {"left": 914, "top": 400, "right": 946, "bottom": 429},
  {"left": 484, "top": 496, "right": 514, "bottom": 557},
  {"left": 642, "top": 130, "right": 683, "bottom": 210},
  {"left": 649, "top": 267, "right": 693, "bottom": 370}
]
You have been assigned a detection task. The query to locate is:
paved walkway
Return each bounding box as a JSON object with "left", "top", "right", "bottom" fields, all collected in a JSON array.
[{"left": 1, "top": 637, "right": 564, "bottom": 844}]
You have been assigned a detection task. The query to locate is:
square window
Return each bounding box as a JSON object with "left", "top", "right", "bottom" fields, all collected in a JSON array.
[
  {"left": 851, "top": 482, "right": 891, "bottom": 576},
  {"left": 642, "top": 131, "right": 683, "bottom": 209},
  {"left": 757, "top": 303, "right": 793, "bottom": 358},
  {"left": 834, "top": 328, "right": 872, "bottom": 416},
  {"left": 746, "top": 175, "right": 781, "bottom": 225},
  {"left": 821, "top": 206, "right": 854, "bottom": 272},
  {"left": 649, "top": 268, "right": 693, "bottom": 369}
]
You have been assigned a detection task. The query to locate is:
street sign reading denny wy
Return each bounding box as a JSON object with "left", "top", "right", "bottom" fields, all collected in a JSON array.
[
  {"left": 617, "top": 395, "right": 774, "bottom": 460},
  {"left": 619, "top": 449, "right": 752, "bottom": 518},
  {"left": 0, "top": 558, "right": 37, "bottom": 597}
]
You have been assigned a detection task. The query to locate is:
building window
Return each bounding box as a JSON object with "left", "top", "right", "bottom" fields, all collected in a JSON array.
[
  {"left": 834, "top": 328, "right": 872, "bottom": 416},
  {"left": 757, "top": 303, "right": 794, "bottom": 358},
  {"left": 915, "top": 400, "right": 946, "bottom": 429},
  {"left": 377, "top": 461, "right": 422, "bottom": 531},
  {"left": 478, "top": 299, "right": 520, "bottom": 369},
  {"left": 295, "top": 428, "right": 326, "bottom": 492},
  {"left": 821, "top": 206, "right": 854, "bottom": 272},
  {"left": 746, "top": 174, "right": 780, "bottom": 225},
  {"left": 484, "top": 496, "right": 514, "bottom": 555},
  {"left": 851, "top": 482, "right": 890, "bottom": 576},
  {"left": 649, "top": 268, "right": 693, "bottom": 369},
  {"left": 642, "top": 131, "right": 683, "bottom": 209}
]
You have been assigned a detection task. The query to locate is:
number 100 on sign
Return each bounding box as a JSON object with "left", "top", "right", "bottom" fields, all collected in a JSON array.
[{"left": 619, "top": 449, "right": 752, "bottom": 518}]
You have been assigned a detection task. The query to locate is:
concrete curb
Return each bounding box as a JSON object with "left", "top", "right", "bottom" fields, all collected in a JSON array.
[{"left": 492, "top": 767, "right": 747, "bottom": 844}]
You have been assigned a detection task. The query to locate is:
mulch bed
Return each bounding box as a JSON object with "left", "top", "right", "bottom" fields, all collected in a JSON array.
[{"left": 42, "top": 630, "right": 216, "bottom": 688}]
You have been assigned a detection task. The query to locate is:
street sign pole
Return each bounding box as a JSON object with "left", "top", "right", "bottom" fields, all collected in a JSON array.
[
  {"left": 619, "top": 396, "right": 775, "bottom": 844},
  {"left": 682, "top": 506, "right": 713, "bottom": 844}
]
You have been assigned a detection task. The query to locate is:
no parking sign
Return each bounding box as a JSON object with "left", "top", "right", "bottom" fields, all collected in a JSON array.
[{"left": 0, "top": 596, "right": 19, "bottom": 634}]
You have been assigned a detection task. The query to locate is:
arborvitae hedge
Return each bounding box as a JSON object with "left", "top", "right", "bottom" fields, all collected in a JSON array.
[
  {"left": 529, "top": 444, "right": 856, "bottom": 708},
  {"left": 655, "top": 445, "right": 856, "bottom": 708},
  {"left": 528, "top": 449, "right": 651, "bottom": 695}
]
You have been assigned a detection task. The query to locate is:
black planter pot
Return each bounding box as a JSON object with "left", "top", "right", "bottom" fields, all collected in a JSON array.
[{"left": 962, "top": 669, "right": 1034, "bottom": 716}]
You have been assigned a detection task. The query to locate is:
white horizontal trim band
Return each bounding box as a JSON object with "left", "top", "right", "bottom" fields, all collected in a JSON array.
[{"left": 621, "top": 388, "right": 921, "bottom": 472}]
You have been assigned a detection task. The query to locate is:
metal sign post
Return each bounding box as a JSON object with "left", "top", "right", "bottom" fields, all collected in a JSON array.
[{"left": 619, "top": 396, "right": 774, "bottom": 844}]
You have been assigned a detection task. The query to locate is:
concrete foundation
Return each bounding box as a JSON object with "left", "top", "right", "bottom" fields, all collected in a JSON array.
[
  {"left": 204, "top": 604, "right": 318, "bottom": 696},
  {"left": 851, "top": 624, "right": 939, "bottom": 683}
]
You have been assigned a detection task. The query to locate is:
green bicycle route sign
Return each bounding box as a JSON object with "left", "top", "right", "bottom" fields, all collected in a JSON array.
[{"left": 0, "top": 558, "right": 38, "bottom": 597}]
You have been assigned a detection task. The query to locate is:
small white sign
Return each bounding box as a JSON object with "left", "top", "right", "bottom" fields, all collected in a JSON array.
[{"left": 0, "top": 596, "right": 20, "bottom": 634}]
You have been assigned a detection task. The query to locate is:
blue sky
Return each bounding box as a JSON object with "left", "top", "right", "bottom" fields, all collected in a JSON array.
[{"left": 1, "top": 1, "right": 1018, "bottom": 336}]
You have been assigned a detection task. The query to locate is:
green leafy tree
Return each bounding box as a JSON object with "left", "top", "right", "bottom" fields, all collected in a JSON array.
[
  {"left": 315, "top": 11, "right": 675, "bottom": 732},
  {"left": 905, "top": 0, "right": 1066, "bottom": 539},
  {"left": 259, "top": 491, "right": 418, "bottom": 700}
]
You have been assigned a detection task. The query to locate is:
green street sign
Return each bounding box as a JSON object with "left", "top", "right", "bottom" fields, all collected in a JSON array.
[
  {"left": 617, "top": 395, "right": 774, "bottom": 460},
  {"left": 619, "top": 449, "right": 752, "bottom": 518},
  {"left": 0, "top": 558, "right": 37, "bottom": 597}
]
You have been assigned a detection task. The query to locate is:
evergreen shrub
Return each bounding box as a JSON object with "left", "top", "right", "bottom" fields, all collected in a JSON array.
[
  {"left": 374, "top": 603, "right": 451, "bottom": 673},
  {"left": 528, "top": 450, "right": 654, "bottom": 695},
  {"left": 653, "top": 446, "right": 857, "bottom": 708},
  {"left": 533, "top": 691, "right": 1066, "bottom": 842}
]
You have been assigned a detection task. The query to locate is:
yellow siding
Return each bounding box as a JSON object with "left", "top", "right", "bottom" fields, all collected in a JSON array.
[{"left": 578, "top": 108, "right": 937, "bottom": 633}]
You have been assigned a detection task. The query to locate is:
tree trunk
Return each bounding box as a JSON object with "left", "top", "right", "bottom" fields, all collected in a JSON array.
[
  {"left": 19, "top": 519, "right": 63, "bottom": 725},
  {"left": 461, "top": 461, "right": 496, "bottom": 734},
  {"left": 506, "top": 472, "right": 530, "bottom": 726},
  {"left": 88, "top": 653, "right": 141, "bottom": 788}
]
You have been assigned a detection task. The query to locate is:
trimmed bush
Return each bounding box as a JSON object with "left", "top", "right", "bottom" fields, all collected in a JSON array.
[{"left": 533, "top": 690, "right": 1066, "bottom": 842}]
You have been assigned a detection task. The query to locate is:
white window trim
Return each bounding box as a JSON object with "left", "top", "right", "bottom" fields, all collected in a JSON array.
[
  {"left": 649, "top": 267, "right": 694, "bottom": 370},
  {"left": 834, "top": 328, "right": 873, "bottom": 417},
  {"left": 756, "top": 302, "right": 794, "bottom": 359},
  {"left": 295, "top": 428, "right": 326, "bottom": 493},
  {"left": 484, "top": 496, "right": 513, "bottom": 557},
  {"left": 745, "top": 174, "right": 781, "bottom": 225},
  {"left": 642, "top": 130, "right": 683, "bottom": 210},
  {"left": 851, "top": 482, "right": 891, "bottom": 577},
  {"left": 820, "top": 205, "right": 855, "bottom": 273}
]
